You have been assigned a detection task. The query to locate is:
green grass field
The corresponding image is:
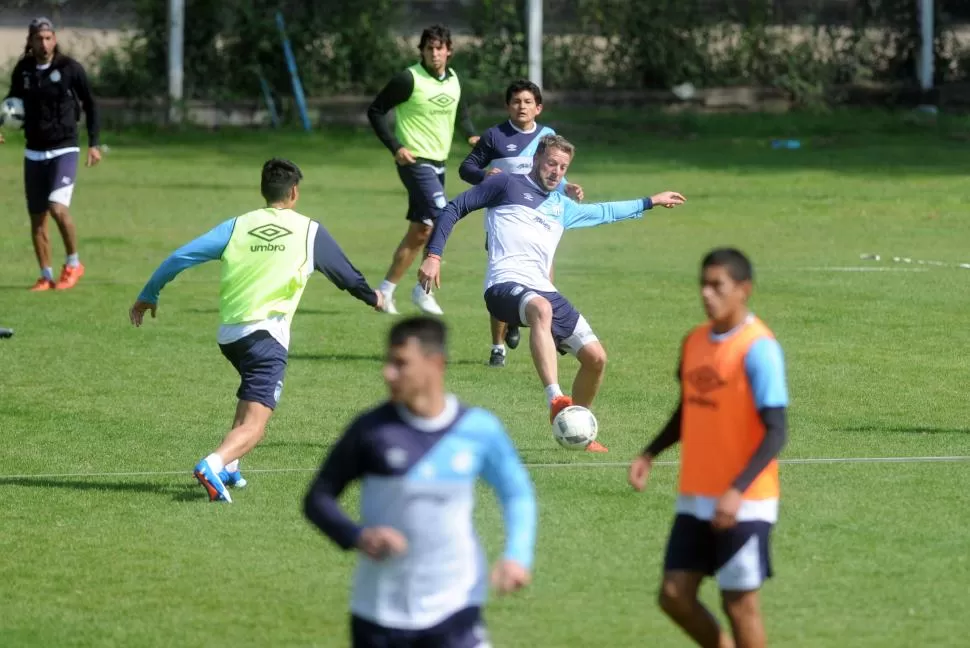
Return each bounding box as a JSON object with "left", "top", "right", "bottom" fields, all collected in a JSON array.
[{"left": 1, "top": 110, "right": 969, "bottom": 647}]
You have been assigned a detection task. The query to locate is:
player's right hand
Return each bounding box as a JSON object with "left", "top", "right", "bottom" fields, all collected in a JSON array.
[
  {"left": 627, "top": 454, "right": 653, "bottom": 491},
  {"left": 650, "top": 191, "right": 687, "bottom": 208},
  {"left": 373, "top": 290, "right": 385, "bottom": 312},
  {"left": 417, "top": 255, "right": 441, "bottom": 292},
  {"left": 357, "top": 526, "right": 408, "bottom": 561},
  {"left": 394, "top": 147, "right": 417, "bottom": 166},
  {"left": 490, "top": 559, "right": 531, "bottom": 595},
  {"left": 129, "top": 301, "right": 157, "bottom": 327}
]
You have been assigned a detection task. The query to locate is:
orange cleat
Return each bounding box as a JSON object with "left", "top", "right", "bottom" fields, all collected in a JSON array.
[
  {"left": 29, "top": 277, "right": 55, "bottom": 291},
  {"left": 549, "top": 395, "right": 574, "bottom": 423},
  {"left": 54, "top": 263, "right": 85, "bottom": 290},
  {"left": 585, "top": 440, "right": 609, "bottom": 453}
]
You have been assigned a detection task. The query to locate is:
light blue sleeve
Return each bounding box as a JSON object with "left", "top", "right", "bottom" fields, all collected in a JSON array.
[
  {"left": 561, "top": 196, "right": 647, "bottom": 229},
  {"left": 744, "top": 337, "right": 789, "bottom": 409},
  {"left": 137, "top": 218, "right": 236, "bottom": 304},
  {"left": 480, "top": 412, "right": 537, "bottom": 570}
]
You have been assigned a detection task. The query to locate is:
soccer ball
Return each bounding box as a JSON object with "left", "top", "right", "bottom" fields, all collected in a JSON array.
[
  {"left": 1, "top": 97, "right": 25, "bottom": 129},
  {"left": 552, "top": 405, "right": 598, "bottom": 450}
]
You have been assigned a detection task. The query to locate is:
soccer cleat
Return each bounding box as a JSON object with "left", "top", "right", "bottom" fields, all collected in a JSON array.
[
  {"left": 29, "top": 277, "right": 55, "bottom": 292},
  {"left": 585, "top": 440, "right": 609, "bottom": 453},
  {"left": 54, "top": 263, "right": 85, "bottom": 290},
  {"left": 193, "top": 459, "right": 232, "bottom": 503},
  {"left": 489, "top": 349, "right": 506, "bottom": 367},
  {"left": 505, "top": 325, "right": 521, "bottom": 350},
  {"left": 411, "top": 284, "right": 444, "bottom": 315},
  {"left": 0, "top": 327, "right": 13, "bottom": 339},
  {"left": 379, "top": 291, "right": 399, "bottom": 315},
  {"left": 219, "top": 468, "right": 248, "bottom": 489},
  {"left": 549, "top": 395, "right": 574, "bottom": 424}
]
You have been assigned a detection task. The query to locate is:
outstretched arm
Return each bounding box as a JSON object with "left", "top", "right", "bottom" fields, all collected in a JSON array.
[
  {"left": 562, "top": 191, "right": 686, "bottom": 229},
  {"left": 313, "top": 223, "right": 378, "bottom": 307},
  {"left": 136, "top": 218, "right": 235, "bottom": 305}
]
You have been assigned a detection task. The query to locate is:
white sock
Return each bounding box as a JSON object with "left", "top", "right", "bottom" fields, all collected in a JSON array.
[
  {"left": 66, "top": 253, "right": 80, "bottom": 267},
  {"left": 225, "top": 460, "right": 239, "bottom": 473},
  {"left": 492, "top": 344, "right": 506, "bottom": 354},
  {"left": 41, "top": 267, "right": 54, "bottom": 281},
  {"left": 379, "top": 280, "right": 396, "bottom": 295},
  {"left": 204, "top": 452, "right": 225, "bottom": 474},
  {"left": 544, "top": 384, "right": 564, "bottom": 404}
]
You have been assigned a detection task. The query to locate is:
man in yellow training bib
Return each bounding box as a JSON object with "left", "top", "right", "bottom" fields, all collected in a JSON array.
[
  {"left": 629, "top": 248, "right": 789, "bottom": 648},
  {"left": 129, "top": 158, "right": 384, "bottom": 503},
  {"left": 367, "top": 24, "right": 479, "bottom": 317}
]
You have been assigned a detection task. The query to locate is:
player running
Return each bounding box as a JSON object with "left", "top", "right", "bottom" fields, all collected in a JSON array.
[
  {"left": 459, "top": 79, "right": 583, "bottom": 368},
  {"left": 418, "top": 134, "right": 685, "bottom": 452},
  {"left": 305, "top": 316, "right": 536, "bottom": 647},
  {"left": 367, "top": 24, "right": 479, "bottom": 317},
  {"left": 629, "top": 248, "right": 789, "bottom": 648},
  {"left": 129, "top": 158, "right": 383, "bottom": 503}
]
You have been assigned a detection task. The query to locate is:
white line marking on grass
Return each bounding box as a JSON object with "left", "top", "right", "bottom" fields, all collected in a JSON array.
[
  {"left": 800, "top": 267, "right": 929, "bottom": 272},
  {"left": 0, "top": 456, "right": 967, "bottom": 481}
]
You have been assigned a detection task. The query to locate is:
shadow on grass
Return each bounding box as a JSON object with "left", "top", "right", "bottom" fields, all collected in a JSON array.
[
  {"left": 838, "top": 425, "right": 970, "bottom": 435},
  {"left": 289, "top": 352, "right": 485, "bottom": 366},
  {"left": 0, "top": 476, "right": 201, "bottom": 501}
]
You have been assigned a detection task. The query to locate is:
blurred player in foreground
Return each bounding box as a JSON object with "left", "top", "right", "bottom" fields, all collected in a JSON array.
[
  {"left": 367, "top": 24, "right": 479, "bottom": 316},
  {"left": 629, "top": 248, "right": 789, "bottom": 648},
  {"left": 129, "top": 158, "right": 383, "bottom": 502},
  {"left": 459, "top": 79, "right": 583, "bottom": 367},
  {"left": 304, "top": 316, "right": 536, "bottom": 647},
  {"left": 418, "top": 134, "right": 685, "bottom": 452}
]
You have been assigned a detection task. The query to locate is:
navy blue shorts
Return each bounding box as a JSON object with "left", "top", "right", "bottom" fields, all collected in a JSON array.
[
  {"left": 663, "top": 513, "right": 774, "bottom": 591},
  {"left": 218, "top": 331, "right": 288, "bottom": 410},
  {"left": 484, "top": 282, "right": 598, "bottom": 355},
  {"left": 396, "top": 160, "right": 446, "bottom": 225},
  {"left": 351, "top": 606, "right": 487, "bottom": 648},
  {"left": 24, "top": 151, "right": 79, "bottom": 214}
]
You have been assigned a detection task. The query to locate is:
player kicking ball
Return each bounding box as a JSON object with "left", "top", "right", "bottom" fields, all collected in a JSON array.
[
  {"left": 130, "top": 158, "right": 383, "bottom": 502},
  {"left": 418, "top": 134, "right": 685, "bottom": 452}
]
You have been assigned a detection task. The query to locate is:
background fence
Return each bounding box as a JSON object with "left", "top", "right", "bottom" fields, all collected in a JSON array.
[{"left": 2, "top": 0, "right": 970, "bottom": 119}]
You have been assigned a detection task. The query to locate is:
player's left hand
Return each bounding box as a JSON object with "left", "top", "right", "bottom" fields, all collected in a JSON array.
[
  {"left": 565, "top": 183, "right": 584, "bottom": 201},
  {"left": 86, "top": 146, "right": 102, "bottom": 167},
  {"left": 417, "top": 255, "right": 441, "bottom": 293},
  {"left": 490, "top": 559, "right": 531, "bottom": 595},
  {"left": 467, "top": 135, "right": 480, "bottom": 146},
  {"left": 712, "top": 488, "right": 743, "bottom": 530},
  {"left": 129, "top": 300, "right": 157, "bottom": 327},
  {"left": 373, "top": 290, "right": 385, "bottom": 312},
  {"left": 650, "top": 191, "right": 686, "bottom": 208}
]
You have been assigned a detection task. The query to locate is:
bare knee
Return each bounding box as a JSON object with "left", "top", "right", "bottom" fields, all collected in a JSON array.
[
  {"left": 48, "top": 203, "right": 70, "bottom": 223},
  {"left": 30, "top": 211, "right": 48, "bottom": 230},
  {"left": 524, "top": 297, "right": 553, "bottom": 328},
  {"left": 722, "top": 591, "right": 760, "bottom": 623},
  {"left": 579, "top": 343, "right": 607, "bottom": 374},
  {"left": 659, "top": 578, "right": 696, "bottom": 618},
  {"left": 407, "top": 223, "right": 432, "bottom": 246}
]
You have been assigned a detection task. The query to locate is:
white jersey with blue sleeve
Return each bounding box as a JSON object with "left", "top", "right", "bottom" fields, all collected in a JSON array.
[
  {"left": 304, "top": 395, "right": 537, "bottom": 631},
  {"left": 427, "top": 173, "right": 652, "bottom": 293}
]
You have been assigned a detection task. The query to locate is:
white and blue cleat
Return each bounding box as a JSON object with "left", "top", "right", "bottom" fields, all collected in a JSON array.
[
  {"left": 219, "top": 468, "right": 248, "bottom": 489},
  {"left": 193, "top": 458, "right": 232, "bottom": 503}
]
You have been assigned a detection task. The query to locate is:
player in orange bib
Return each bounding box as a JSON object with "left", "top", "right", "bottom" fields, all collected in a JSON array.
[{"left": 628, "top": 248, "right": 788, "bottom": 648}]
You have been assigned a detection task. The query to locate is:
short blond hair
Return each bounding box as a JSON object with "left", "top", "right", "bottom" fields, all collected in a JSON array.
[{"left": 535, "top": 134, "right": 575, "bottom": 158}]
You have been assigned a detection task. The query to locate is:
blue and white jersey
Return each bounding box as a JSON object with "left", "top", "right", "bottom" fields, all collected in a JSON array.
[
  {"left": 304, "top": 395, "right": 537, "bottom": 631},
  {"left": 427, "top": 173, "right": 652, "bottom": 293},
  {"left": 459, "top": 121, "right": 558, "bottom": 183}
]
